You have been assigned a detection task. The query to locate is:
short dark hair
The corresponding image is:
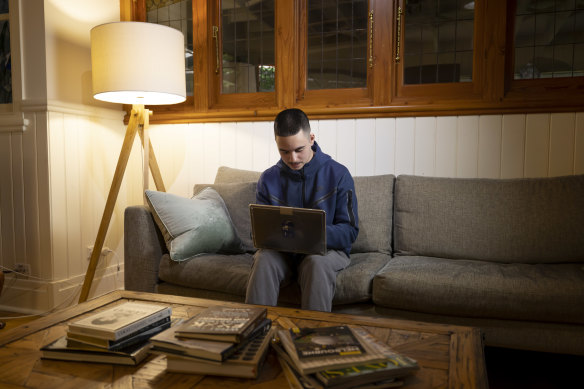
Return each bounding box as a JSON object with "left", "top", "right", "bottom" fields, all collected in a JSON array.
[{"left": 274, "top": 108, "right": 311, "bottom": 138}]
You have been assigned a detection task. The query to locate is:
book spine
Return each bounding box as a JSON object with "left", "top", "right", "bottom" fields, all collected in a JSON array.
[
  {"left": 114, "top": 307, "right": 172, "bottom": 340},
  {"left": 236, "top": 309, "right": 268, "bottom": 342},
  {"left": 69, "top": 307, "right": 172, "bottom": 340}
]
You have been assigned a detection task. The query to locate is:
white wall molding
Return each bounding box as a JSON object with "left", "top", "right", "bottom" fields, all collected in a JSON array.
[
  {"left": 0, "top": 264, "right": 124, "bottom": 314},
  {"left": 21, "top": 99, "right": 124, "bottom": 120}
]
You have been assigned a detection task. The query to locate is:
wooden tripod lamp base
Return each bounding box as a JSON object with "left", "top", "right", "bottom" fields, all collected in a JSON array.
[{"left": 78, "top": 104, "right": 165, "bottom": 303}]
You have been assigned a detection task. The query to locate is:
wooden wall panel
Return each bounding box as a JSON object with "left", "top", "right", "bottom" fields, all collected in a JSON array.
[
  {"left": 356, "top": 119, "right": 376, "bottom": 176},
  {"left": 478, "top": 115, "right": 502, "bottom": 179},
  {"left": 414, "top": 117, "right": 437, "bottom": 177},
  {"left": 374, "top": 118, "right": 395, "bottom": 175},
  {"left": 549, "top": 113, "right": 575, "bottom": 177},
  {"left": 501, "top": 115, "right": 526, "bottom": 179},
  {"left": 457, "top": 116, "right": 479, "bottom": 178},
  {"left": 395, "top": 118, "right": 415, "bottom": 176},
  {"left": 317, "top": 120, "right": 338, "bottom": 161},
  {"left": 0, "top": 133, "right": 13, "bottom": 269},
  {"left": 524, "top": 113, "right": 550, "bottom": 177},
  {"left": 435, "top": 116, "right": 458, "bottom": 178},
  {"left": 576, "top": 113, "right": 584, "bottom": 175},
  {"left": 336, "top": 119, "right": 357, "bottom": 176}
]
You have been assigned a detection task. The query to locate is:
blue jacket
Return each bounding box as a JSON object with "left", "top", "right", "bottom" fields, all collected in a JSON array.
[{"left": 256, "top": 142, "right": 359, "bottom": 256}]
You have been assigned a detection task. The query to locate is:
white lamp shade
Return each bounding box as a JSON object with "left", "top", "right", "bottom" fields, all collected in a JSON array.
[{"left": 91, "top": 22, "right": 186, "bottom": 105}]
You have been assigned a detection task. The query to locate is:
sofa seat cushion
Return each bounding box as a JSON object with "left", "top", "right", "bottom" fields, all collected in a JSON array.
[
  {"left": 373, "top": 256, "right": 584, "bottom": 324},
  {"left": 277, "top": 252, "right": 391, "bottom": 306},
  {"left": 159, "top": 251, "right": 390, "bottom": 306},
  {"left": 159, "top": 253, "right": 253, "bottom": 296}
]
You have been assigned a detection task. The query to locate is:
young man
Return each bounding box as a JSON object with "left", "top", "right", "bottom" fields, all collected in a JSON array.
[{"left": 245, "top": 108, "right": 359, "bottom": 312}]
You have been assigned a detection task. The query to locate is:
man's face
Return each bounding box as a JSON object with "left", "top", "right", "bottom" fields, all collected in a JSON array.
[{"left": 276, "top": 131, "right": 315, "bottom": 171}]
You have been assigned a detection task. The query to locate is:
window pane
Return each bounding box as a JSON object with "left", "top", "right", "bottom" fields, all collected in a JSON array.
[
  {"left": 146, "top": 0, "right": 193, "bottom": 96},
  {"left": 0, "top": 20, "right": 11, "bottom": 104},
  {"left": 307, "top": 0, "right": 368, "bottom": 90},
  {"left": 514, "top": 2, "right": 584, "bottom": 79},
  {"left": 404, "top": 0, "right": 474, "bottom": 85},
  {"left": 221, "top": 0, "right": 275, "bottom": 94}
]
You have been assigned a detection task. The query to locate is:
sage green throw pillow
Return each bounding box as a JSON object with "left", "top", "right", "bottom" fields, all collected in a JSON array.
[{"left": 145, "top": 188, "right": 244, "bottom": 261}]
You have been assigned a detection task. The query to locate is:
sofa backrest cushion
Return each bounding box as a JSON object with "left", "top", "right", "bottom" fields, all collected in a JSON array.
[
  {"left": 194, "top": 181, "right": 258, "bottom": 252},
  {"left": 215, "top": 166, "right": 262, "bottom": 183},
  {"left": 351, "top": 175, "right": 395, "bottom": 254},
  {"left": 394, "top": 174, "right": 584, "bottom": 263}
]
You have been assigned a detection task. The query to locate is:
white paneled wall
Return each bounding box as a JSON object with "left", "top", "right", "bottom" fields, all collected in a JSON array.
[
  {"left": 148, "top": 112, "right": 584, "bottom": 199},
  {"left": 0, "top": 110, "right": 583, "bottom": 312}
]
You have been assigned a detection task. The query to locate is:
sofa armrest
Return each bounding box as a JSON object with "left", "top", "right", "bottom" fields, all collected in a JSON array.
[{"left": 124, "top": 205, "right": 166, "bottom": 292}]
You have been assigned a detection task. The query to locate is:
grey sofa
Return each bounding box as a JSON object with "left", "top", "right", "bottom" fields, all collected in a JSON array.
[{"left": 125, "top": 166, "right": 584, "bottom": 355}]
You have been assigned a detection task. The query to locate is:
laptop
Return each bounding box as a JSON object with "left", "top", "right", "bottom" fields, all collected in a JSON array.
[{"left": 249, "top": 204, "right": 327, "bottom": 256}]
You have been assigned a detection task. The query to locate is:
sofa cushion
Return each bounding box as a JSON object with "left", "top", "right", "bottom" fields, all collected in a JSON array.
[
  {"left": 194, "top": 182, "right": 257, "bottom": 252},
  {"left": 159, "top": 252, "right": 254, "bottom": 295},
  {"left": 373, "top": 256, "right": 584, "bottom": 324},
  {"left": 275, "top": 252, "right": 391, "bottom": 306},
  {"left": 393, "top": 174, "right": 584, "bottom": 263},
  {"left": 351, "top": 175, "right": 394, "bottom": 254},
  {"left": 145, "top": 188, "right": 243, "bottom": 261},
  {"left": 215, "top": 166, "right": 262, "bottom": 183}
]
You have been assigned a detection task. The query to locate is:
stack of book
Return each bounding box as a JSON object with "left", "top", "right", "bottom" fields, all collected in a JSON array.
[
  {"left": 150, "top": 305, "right": 273, "bottom": 379},
  {"left": 273, "top": 325, "right": 419, "bottom": 389},
  {"left": 41, "top": 301, "right": 172, "bottom": 365}
]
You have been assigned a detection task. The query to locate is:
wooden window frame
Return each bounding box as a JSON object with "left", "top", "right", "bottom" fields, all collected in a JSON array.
[{"left": 123, "top": 0, "right": 584, "bottom": 124}]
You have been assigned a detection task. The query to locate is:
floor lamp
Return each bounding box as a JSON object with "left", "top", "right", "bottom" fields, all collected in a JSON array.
[{"left": 78, "top": 22, "right": 186, "bottom": 303}]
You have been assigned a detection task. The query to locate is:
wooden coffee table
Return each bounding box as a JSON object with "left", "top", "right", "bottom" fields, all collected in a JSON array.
[{"left": 0, "top": 291, "right": 488, "bottom": 388}]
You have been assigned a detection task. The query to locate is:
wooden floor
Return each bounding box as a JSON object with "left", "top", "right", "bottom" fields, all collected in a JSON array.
[{"left": 0, "top": 311, "right": 582, "bottom": 388}]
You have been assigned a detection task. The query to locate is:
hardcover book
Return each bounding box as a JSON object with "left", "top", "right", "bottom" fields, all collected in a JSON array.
[
  {"left": 66, "top": 317, "right": 171, "bottom": 350},
  {"left": 151, "top": 318, "right": 271, "bottom": 362},
  {"left": 277, "top": 326, "right": 387, "bottom": 375},
  {"left": 165, "top": 326, "right": 276, "bottom": 378},
  {"left": 68, "top": 302, "right": 172, "bottom": 341},
  {"left": 40, "top": 336, "right": 152, "bottom": 365},
  {"left": 174, "top": 305, "right": 267, "bottom": 343}
]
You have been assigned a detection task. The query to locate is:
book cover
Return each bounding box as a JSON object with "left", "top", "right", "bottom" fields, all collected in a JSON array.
[
  {"left": 290, "top": 326, "right": 366, "bottom": 359},
  {"left": 165, "top": 326, "right": 276, "bottom": 378},
  {"left": 66, "top": 317, "right": 171, "bottom": 350},
  {"left": 68, "top": 302, "right": 172, "bottom": 340},
  {"left": 40, "top": 335, "right": 152, "bottom": 366},
  {"left": 151, "top": 317, "right": 271, "bottom": 362},
  {"left": 314, "top": 327, "right": 418, "bottom": 388},
  {"left": 277, "top": 326, "right": 387, "bottom": 375},
  {"left": 174, "top": 305, "right": 267, "bottom": 342}
]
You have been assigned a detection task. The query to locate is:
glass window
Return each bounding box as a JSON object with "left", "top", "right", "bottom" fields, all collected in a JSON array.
[
  {"left": 306, "top": 0, "right": 368, "bottom": 90},
  {"left": 221, "top": 0, "right": 274, "bottom": 94},
  {"left": 0, "top": 0, "right": 11, "bottom": 104},
  {"left": 146, "top": 0, "right": 193, "bottom": 95},
  {"left": 403, "top": 0, "right": 474, "bottom": 85},
  {"left": 514, "top": 0, "right": 584, "bottom": 79}
]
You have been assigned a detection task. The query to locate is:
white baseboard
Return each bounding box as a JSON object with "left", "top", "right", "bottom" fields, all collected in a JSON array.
[{"left": 0, "top": 264, "right": 125, "bottom": 315}]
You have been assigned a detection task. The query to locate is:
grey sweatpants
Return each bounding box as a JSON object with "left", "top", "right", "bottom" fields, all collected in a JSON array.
[{"left": 244, "top": 248, "right": 350, "bottom": 312}]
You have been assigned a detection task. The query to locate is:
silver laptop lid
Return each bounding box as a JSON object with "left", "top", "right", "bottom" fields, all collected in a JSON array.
[{"left": 249, "top": 204, "right": 326, "bottom": 256}]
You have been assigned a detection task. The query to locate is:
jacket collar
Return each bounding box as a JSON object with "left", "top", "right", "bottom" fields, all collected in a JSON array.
[{"left": 277, "top": 141, "right": 330, "bottom": 178}]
